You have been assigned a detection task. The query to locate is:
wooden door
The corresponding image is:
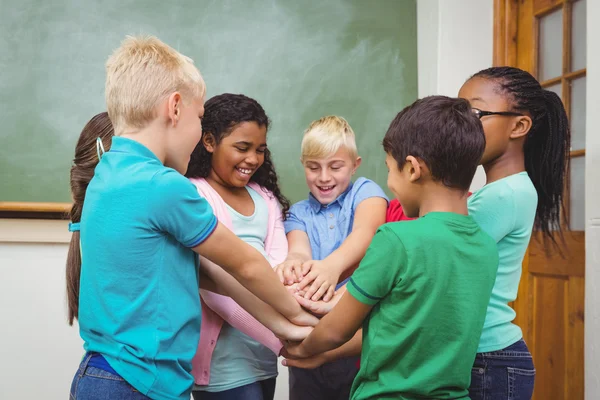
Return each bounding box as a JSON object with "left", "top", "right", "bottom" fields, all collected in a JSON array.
[{"left": 494, "top": 0, "right": 586, "bottom": 398}]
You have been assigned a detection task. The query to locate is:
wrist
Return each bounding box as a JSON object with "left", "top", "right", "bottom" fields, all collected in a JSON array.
[
  {"left": 323, "top": 257, "right": 344, "bottom": 278},
  {"left": 270, "top": 316, "right": 287, "bottom": 338},
  {"left": 288, "top": 302, "right": 303, "bottom": 320}
]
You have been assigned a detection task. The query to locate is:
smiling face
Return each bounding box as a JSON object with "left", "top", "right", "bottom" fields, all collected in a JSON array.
[
  {"left": 302, "top": 147, "right": 361, "bottom": 205},
  {"left": 203, "top": 121, "right": 267, "bottom": 188}
]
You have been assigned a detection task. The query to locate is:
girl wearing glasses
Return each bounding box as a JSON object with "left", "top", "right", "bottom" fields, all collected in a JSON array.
[{"left": 459, "top": 66, "right": 570, "bottom": 400}]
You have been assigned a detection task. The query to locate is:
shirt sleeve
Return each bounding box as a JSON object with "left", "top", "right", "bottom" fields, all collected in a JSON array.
[
  {"left": 149, "top": 170, "right": 217, "bottom": 248},
  {"left": 284, "top": 204, "right": 307, "bottom": 234},
  {"left": 347, "top": 225, "right": 406, "bottom": 306},
  {"left": 200, "top": 290, "right": 283, "bottom": 355},
  {"left": 468, "top": 182, "right": 516, "bottom": 243},
  {"left": 352, "top": 178, "right": 389, "bottom": 210},
  {"left": 268, "top": 203, "right": 289, "bottom": 266}
]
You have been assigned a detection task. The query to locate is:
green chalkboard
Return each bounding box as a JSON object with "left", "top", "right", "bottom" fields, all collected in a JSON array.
[{"left": 0, "top": 0, "right": 417, "bottom": 204}]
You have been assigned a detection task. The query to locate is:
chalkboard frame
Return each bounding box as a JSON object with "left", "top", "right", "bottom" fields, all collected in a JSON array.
[{"left": 0, "top": 202, "right": 71, "bottom": 219}]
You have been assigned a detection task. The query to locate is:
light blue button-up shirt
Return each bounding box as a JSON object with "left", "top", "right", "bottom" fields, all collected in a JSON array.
[{"left": 284, "top": 177, "right": 388, "bottom": 287}]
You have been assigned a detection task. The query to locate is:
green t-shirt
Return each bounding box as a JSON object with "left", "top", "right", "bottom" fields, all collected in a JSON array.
[{"left": 347, "top": 213, "right": 499, "bottom": 400}]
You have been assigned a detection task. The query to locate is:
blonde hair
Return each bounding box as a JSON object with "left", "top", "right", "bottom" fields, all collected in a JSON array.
[
  {"left": 301, "top": 116, "right": 358, "bottom": 161},
  {"left": 105, "top": 35, "right": 206, "bottom": 136}
]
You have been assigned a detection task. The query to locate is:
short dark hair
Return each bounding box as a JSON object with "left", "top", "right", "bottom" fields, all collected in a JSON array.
[{"left": 382, "top": 96, "right": 485, "bottom": 191}]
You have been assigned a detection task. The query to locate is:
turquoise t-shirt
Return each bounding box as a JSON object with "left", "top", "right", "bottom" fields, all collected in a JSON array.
[
  {"left": 468, "top": 172, "right": 538, "bottom": 353},
  {"left": 195, "top": 186, "right": 278, "bottom": 392},
  {"left": 79, "top": 137, "right": 217, "bottom": 400}
]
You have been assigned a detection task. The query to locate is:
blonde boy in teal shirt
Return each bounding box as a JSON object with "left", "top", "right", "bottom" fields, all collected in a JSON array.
[
  {"left": 70, "top": 36, "right": 307, "bottom": 400},
  {"left": 284, "top": 96, "right": 499, "bottom": 399}
]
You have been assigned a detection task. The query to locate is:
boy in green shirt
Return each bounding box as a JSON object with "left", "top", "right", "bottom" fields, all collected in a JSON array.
[{"left": 284, "top": 96, "right": 499, "bottom": 399}]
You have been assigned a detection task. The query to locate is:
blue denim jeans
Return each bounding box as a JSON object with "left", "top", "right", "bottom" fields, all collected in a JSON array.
[
  {"left": 70, "top": 353, "right": 150, "bottom": 400},
  {"left": 469, "top": 339, "right": 535, "bottom": 400},
  {"left": 192, "top": 378, "right": 276, "bottom": 400}
]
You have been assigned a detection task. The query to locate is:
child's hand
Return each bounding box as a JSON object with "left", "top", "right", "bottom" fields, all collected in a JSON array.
[
  {"left": 275, "top": 324, "right": 313, "bottom": 343},
  {"left": 288, "top": 307, "right": 320, "bottom": 328},
  {"left": 282, "top": 340, "right": 310, "bottom": 360},
  {"left": 282, "top": 352, "right": 328, "bottom": 369},
  {"left": 285, "top": 283, "right": 300, "bottom": 295},
  {"left": 294, "top": 285, "right": 346, "bottom": 316},
  {"left": 297, "top": 260, "right": 340, "bottom": 302},
  {"left": 275, "top": 259, "right": 305, "bottom": 285}
]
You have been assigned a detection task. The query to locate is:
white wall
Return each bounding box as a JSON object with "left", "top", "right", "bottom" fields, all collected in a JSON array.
[
  {"left": 585, "top": 0, "right": 600, "bottom": 397},
  {"left": 0, "top": 220, "right": 82, "bottom": 399},
  {"left": 417, "top": 0, "right": 493, "bottom": 191}
]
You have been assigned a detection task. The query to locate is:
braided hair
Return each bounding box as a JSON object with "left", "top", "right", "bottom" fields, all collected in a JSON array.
[
  {"left": 471, "top": 67, "right": 571, "bottom": 251},
  {"left": 186, "top": 94, "right": 290, "bottom": 218}
]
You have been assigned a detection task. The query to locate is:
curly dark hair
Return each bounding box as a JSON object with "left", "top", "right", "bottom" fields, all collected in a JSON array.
[
  {"left": 186, "top": 93, "right": 290, "bottom": 218},
  {"left": 471, "top": 66, "right": 571, "bottom": 253}
]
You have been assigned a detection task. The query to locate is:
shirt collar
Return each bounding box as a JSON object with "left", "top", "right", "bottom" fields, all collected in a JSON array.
[
  {"left": 109, "top": 136, "right": 161, "bottom": 162},
  {"left": 308, "top": 180, "right": 354, "bottom": 212}
]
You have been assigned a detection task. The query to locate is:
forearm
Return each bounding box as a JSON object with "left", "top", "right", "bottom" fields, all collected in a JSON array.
[
  {"left": 234, "top": 258, "right": 301, "bottom": 319},
  {"left": 201, "top": 290, "right": 283, "bottom": 355},
  {"left": 301, "top": 317, "right": 355, "bottom": 356},
  {"left": 195, "top": 223, "right": 301, "bottom": 320},
  {"left": 320, "top": 329, "right": 362, "bottom": 362},
  {"left": 198, "top": 271, "right": 221, "bottom": 294},
  {"left": 203, "top": 257, "right": 294, "bottom": 335},
  {"left": 324, "top": 228, "right": 374, "bottom": 277}
]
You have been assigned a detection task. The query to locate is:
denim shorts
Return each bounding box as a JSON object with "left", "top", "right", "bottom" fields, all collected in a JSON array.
[
  {"left": 69, "top": 353, "right": 150, "bottom": 400},
  {"left": 469, "top": 339, "right": 535, "bottom": 400}
]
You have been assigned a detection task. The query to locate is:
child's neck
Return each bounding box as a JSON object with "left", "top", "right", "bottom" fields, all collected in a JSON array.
[
  {"left": 206, "top": 173, "right": 247, "bottom": 197},
  {"left": 418, "top": 184, "right": 469, "bottom": 217},
  {"left": 120, "top": 121, "right": 167, "bottom": 164},
  {"left": 483, "top": 150, "right": 526, "bottom": 184}
]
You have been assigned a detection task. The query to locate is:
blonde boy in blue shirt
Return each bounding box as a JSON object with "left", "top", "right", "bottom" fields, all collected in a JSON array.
[{"left": 275, "top": 116, "right": 388, "bottom": 400}]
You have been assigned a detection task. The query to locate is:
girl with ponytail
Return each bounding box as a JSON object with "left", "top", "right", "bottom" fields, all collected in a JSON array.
[
  {"left": 459, "top": 66, "right": 570, "bottom": 399},
  {"left": 66, "top": 112, "right": 114, "bottom": 325}
]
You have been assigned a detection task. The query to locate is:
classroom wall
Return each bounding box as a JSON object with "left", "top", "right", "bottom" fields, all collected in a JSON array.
[
  {"left": 10, "top": 1, "right": 600, "bottom": 399},
  {"left": 417, "top": 0, "right": 493, "bottom": 191}
]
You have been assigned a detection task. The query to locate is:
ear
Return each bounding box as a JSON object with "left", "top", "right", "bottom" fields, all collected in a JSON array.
[
  {"left": 167, "top": 92, "right": 183, "bottom": 127},
  {"left": 510, "top": 115, "right": 532, "bottom": 140},
  {"left": 405, "top": 155, "right": 422, "bottom": 183},
  {"left": 352, "top": 156, "right": 362, "bottom": 174},
  {"left": 202, "top": 132, "right": 217, "bottom": 153}
]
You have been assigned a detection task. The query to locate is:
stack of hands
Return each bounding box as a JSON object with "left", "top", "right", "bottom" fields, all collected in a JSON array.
[{"left": 273, "top": 259, "right": 348, "bottom": 368}]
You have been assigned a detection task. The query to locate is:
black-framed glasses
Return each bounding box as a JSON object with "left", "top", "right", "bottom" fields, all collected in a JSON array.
[{"left": 472, "top": 108, "right": 524, "bottom": 120}]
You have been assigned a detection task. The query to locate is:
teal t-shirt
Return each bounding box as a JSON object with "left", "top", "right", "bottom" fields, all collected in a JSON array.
[
  {"left": 196, "top": 186, "right": 277, "bottom": 392},
  {"left": 347, "top": 213, "right": 498, "bottom": 400},
  {"left": 79, "top": 137, "right": 217, "bottom": 400},
  {"left": 468, "top": 172, "right": 538, "bottom": 353}
]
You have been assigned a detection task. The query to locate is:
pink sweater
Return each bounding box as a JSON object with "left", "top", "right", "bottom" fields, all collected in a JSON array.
[{"left": 189, "top": 177, "right": 287, "bottom": 385}]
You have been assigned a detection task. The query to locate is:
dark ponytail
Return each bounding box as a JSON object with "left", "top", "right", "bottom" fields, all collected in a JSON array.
[
  {"left": 472, "top": 67, "right": 571, "bottom": 252},
  {"left": 66, "top": 112, "right": 114, "bottom": 325}
]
